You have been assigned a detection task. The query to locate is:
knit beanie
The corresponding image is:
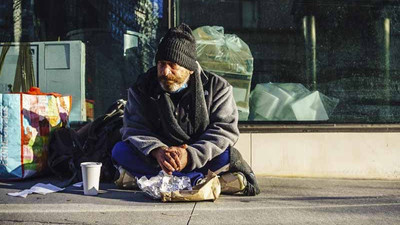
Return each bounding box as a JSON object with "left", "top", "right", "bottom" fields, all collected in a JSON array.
[{"left": 155, "top": 23, "right": 197, "bottom": 71}]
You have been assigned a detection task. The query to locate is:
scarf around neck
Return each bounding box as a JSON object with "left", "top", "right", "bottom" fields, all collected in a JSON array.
[{"left": 136, "top": 66, "right": 209, "bottom": 146}]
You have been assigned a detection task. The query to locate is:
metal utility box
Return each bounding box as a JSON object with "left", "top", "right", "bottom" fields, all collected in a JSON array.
[{"left": 0, "top": 41, "right": 86, "bottom": 122}]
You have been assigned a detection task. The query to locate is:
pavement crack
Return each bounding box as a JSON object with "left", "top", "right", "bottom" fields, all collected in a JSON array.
[{"left": 186, "top": 202, "right": 197, "bottom": 225}]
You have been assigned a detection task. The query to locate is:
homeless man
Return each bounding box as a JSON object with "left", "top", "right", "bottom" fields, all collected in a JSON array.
[{"left": 112, "top": 23, "right": 260, "bottom": 196}]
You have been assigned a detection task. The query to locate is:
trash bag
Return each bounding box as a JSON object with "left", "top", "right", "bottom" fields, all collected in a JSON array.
[
  {"left": 193, "top": 26, "right": 254, "bottom": 120},
  {"left": 193, "top": 26, "right": 253, "bottom": 76},
  {"left": 249, "top": 83, "right": 339, "bottom": 121}
]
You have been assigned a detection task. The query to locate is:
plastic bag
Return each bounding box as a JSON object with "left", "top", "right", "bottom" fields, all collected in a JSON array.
[
  {"left": 0, "top": 88, "right": 71, "bottom": 179},
  {"left": 193, "top": 26, "right": 253, "bottom": 76},
  {"left": 249, "top": 83, "right": 339, "bottom": 121},
  {"left": 193, "top": 26, "right": 254, "bottom": 120}
]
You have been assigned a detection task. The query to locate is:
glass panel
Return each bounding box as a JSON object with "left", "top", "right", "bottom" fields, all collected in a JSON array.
[
  {"left": 0, "top": 0, "right": 165, "bottom": 122},
  {"left": 2, "top": 0, "right": 400, "bottom": 124},
  {"left": 177, "top": 0, "right": 400, "bottom": 123}
]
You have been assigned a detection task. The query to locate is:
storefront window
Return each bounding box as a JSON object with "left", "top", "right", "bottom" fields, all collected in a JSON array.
[
  {"left": 0, "top": 0, "right": 165, "bottom": 122},
  {"left": 178, "top": 0, "right": 400, "bottom": 123},
  {"left": 1, "top": 0, "right": 399, "bottom": 124}
]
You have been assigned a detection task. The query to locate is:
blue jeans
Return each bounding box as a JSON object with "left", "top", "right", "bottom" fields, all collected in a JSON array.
[{"left": 111, "top": 141, "right": 230, "bottom": 186}]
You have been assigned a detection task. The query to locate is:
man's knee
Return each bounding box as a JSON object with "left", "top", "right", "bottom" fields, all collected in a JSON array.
[{"left": 112, "top": 141, "right": 130, "bottom": 161}]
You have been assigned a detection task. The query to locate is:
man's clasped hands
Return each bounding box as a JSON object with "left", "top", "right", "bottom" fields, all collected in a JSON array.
[{"left": 151, "top": 144, "right": 189, "bottom": 175}]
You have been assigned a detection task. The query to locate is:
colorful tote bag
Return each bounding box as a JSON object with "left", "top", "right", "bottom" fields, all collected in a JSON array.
[{"left": 0, "top": 90, "right": 71, "bottom": 179}]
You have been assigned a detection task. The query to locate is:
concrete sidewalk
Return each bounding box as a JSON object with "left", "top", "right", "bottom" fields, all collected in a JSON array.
[{"left": 0, "top": 176, "right": 399, "bottom": 225}]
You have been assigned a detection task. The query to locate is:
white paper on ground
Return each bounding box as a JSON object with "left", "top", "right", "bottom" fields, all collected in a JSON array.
[
  {"left": 7, "top": 183, "right": 65, "bottom": 198},
  {"left": 7, "top": 189, "right": 33, "bottom": 198}
]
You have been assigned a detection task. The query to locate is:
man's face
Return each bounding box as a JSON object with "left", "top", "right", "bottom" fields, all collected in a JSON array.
[{"left": 157, "top": 61, "right": 194, "bottom": 93}]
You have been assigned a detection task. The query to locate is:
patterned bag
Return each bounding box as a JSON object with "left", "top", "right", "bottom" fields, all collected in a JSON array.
[{"left": 0, "top": 88, "right": 71, "bottom": 179}]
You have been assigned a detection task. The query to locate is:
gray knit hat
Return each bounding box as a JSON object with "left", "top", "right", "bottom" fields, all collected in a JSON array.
[{"left": 155, "top": 23, "right": 197, "bottom": 71}]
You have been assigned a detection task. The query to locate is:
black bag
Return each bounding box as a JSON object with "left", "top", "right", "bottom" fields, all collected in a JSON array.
[
  {"left": 47, "top": 127, "right": 84, "bottom": 186},
  {"left": 48, "top": 99, "right": 126, "bottom": 186}
]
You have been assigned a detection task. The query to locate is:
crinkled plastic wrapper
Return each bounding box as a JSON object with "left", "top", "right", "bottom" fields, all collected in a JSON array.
[
  {"left": 137, "top": 171, "right": 192, "bottom": 200},
  {"left": 161, "top": 171, "right": 221, "bottom": 202}
]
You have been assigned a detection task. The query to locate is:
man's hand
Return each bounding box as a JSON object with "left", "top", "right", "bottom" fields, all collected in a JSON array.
[
  {"left": 168, "top": 144, "right": 189, "bottom": 172},
  {"left": 151, "top": 144, "right": 189, "bottom": 174},
  {"left": 151, "top": 147, "right": 178, "bottom": 175}
]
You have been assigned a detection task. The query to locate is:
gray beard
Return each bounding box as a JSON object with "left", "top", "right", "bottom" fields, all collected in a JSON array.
[
  {"left": 159, "top": 81, "right": 181, "bottom": 93},
  {"left": 159, "top": 75, "right": 190, "bottom": 93}
]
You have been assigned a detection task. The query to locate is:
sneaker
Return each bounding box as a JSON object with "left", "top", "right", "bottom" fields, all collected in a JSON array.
[
  {"left": 114, "top": 167, "right": 138, "bottom": 190},
  {"left": 219, "top": 172, "right": 247, "bottom": 194}
]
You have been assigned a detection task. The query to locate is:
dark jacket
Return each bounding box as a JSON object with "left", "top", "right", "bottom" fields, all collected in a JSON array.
[{"left": 121, "top": 64, "right": 240, "bottom": 170}]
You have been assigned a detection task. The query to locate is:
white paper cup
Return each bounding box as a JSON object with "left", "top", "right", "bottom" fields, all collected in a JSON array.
[{"left": 80, "top": 162, "right": 102, "bottom": 195}]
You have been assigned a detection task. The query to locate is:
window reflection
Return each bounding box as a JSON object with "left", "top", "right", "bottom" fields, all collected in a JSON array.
[
  {"left": 1, "top": 0, "right": 399, "bottom": 123},
  {"left": 179, "top": 0, "right": 400, "bottom": 123}
]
